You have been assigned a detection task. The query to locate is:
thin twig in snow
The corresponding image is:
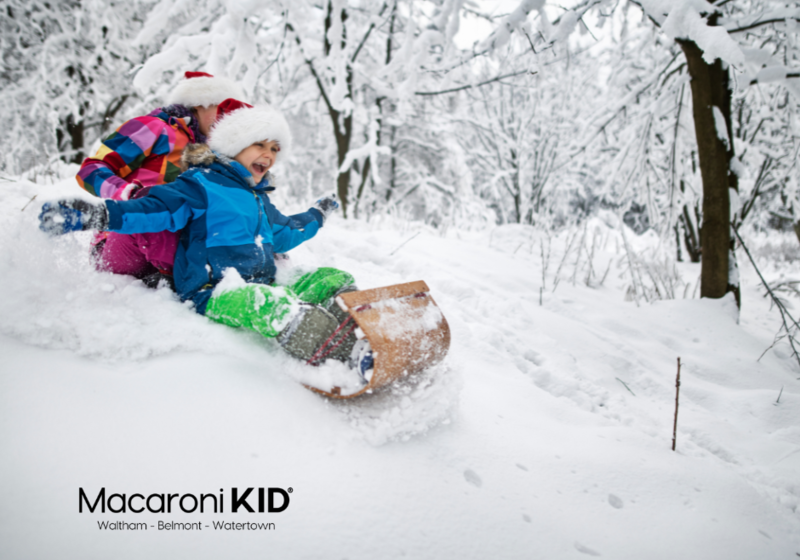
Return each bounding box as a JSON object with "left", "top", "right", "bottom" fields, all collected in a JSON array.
[
  {"left": 540, "top": 235, "right": 551, "bottom": 291},
  {"left": 733, "top": 227, "right": 800, "bottom": 371},
  {"left": 599, "top": 257, "right": 613, "bottom": 287},
  {"left": 672, "top": 357, "right": 681, "bottom": 452},
  {"left": 585, "top": 227, "right": 599, "bottom": 286},
  {"left": 552, "top": 230, "right": 579, "bottom": 293},
  {"left": 571, "top": 224, "right": 588, "bottom": 287},
  {"left": 616, "top": 377, "right": 636, "bottom": 396},
  {"left": 21, "top": 195, "right": 37, "bottom": 212},
  {"left": 757, "top": 333, "right": 787, "bottom": 363},
  {"left": 619, "top": 224, "right": 643, "bottom": 306},
  {"left": 388, "top": 232, "right": 421, "bottom": 256}
]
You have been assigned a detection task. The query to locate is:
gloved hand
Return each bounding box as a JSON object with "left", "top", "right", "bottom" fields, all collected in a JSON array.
[
  {"left": 313, "top": 195, "right": 339, "bottom": 224},
  {"left": 39, "top": 199, "right": 109, "bottom": 236}
]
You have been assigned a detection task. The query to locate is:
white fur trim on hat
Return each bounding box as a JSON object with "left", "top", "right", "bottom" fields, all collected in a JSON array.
[
  {"left": 208, "top": 105, "right": 292, "bottom": 160},
  {"left": 167, "top": 76, "right": 246, "bottom": 108}
]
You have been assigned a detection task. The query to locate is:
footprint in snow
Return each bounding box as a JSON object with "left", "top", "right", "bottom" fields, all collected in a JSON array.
[
  {"left": 574, "top": 542, "right": 601, "bottom": 556},
  {"left": 464, "top": 469, "right": 482, "bottom": 488},
  {"left": 523, "top": 350, "right": 545, "bottom": 366},
  {"left": 608, "top": 494, "right": 624, "bottom": 509}
]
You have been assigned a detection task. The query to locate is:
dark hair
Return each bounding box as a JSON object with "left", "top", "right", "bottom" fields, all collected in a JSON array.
[{"left": 162, "top": 104, "right": 208, "bottom": 144}]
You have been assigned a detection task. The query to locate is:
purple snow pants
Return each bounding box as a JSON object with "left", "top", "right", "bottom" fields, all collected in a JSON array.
[{"left": 95, "top": 231, "right": 179, "bottom": 277}]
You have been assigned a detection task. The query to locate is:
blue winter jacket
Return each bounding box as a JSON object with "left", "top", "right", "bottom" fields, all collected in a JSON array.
[{"left": 104, "top": 145, "right": 323, "bottom": 314}]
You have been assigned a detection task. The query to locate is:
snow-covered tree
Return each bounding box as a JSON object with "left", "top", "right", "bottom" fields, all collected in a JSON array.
[
  {"left": 506, "top": 0, "right": 800, "bottom": 305},
  {"left": 0, "top": 0, "right": 146, "bottom": 172},
  {"left": 451, "top": 52, "right": 592, "bottom": 225},
  {"left": 627, "top": 0, "right": 800, "bottom": 304},
  {"left": 129, "top": 0, "right": 475, "bottom": 218}
]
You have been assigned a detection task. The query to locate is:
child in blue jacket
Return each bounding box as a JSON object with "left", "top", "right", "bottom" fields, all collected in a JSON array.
[{"left": 40, "top": 101, "right": 367, "bottom": 370}]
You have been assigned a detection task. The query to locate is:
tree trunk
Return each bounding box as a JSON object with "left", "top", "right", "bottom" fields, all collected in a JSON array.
[
  {"left": 325, "top": 1, "right": 353, "bottom": 217},
  {"left": 678, "top": 39, "right": 740, "bottom": 307},
  {"left": 383, "top": 2, "right": 398, "bottom": 203},
  {"left": 510, "top": 148, "right": 521, "bottom": 223},
  {"left": 334, "top": 110, "right": 353, "bottom": 217},
  {"left": 101, "top": 95, "right": 130, "bottom": 135},
  {"left": 57, "top": 112, "right": 86, "bottom": 164}
]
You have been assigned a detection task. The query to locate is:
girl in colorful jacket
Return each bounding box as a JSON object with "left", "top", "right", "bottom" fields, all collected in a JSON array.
[
  {"left": 76, "top": 72, "right": 245, "bottom": 284},
  {"left": 41, "top": 103, "right": 365, "bottom": 369}
]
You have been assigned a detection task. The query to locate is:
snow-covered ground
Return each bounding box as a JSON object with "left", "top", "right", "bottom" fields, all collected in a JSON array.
[{"left": 1, "top": 171, "right": 799, "bottom": 559}]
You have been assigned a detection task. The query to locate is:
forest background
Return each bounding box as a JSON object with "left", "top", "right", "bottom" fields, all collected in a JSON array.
[
  {"left": 3, "top": 3, "right": 800, "bottom": 557},
  {"left": 2, "top": 0, "right": 799, "bottom": 310}
]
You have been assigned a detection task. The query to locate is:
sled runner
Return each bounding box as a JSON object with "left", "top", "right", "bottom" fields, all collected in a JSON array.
[{"left": 308, "top": 280, "right": 451, "bottom": 399}]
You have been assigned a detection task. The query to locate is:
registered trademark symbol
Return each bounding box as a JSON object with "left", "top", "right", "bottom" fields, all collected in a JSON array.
[{"left": 288, "top": 488, "right": 293, "bottom": 493}]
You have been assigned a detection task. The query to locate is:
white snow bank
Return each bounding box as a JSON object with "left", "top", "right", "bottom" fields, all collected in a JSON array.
[{"left": 1, "top": 176, "right": 799, "bottom": 559}]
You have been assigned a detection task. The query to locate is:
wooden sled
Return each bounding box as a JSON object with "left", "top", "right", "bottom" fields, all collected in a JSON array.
[{"left": 308, "top": 280, "right": 451, "bottom": 399}]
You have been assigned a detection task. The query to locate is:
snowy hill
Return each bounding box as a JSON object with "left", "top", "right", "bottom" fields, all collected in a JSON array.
[{"left": 1, "top": 172, "right": 799, "bottom": 559}]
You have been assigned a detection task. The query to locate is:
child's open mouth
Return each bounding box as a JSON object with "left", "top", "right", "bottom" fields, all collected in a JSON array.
[{"left": 252, "top": 163, "right": 267, "bottom": 174}]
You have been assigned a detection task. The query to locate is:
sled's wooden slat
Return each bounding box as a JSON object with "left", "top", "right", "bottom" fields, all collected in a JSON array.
[
  {"left": 317, "top": 280, "right": 450, "bottom": 399},
  {"left": 337, "top": 280, "right": 430, "bottom": 309}
]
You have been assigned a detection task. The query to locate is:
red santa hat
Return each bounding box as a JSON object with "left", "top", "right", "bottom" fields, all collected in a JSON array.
[
  {"left": 167, "top": 71, "right": 246, "bottom": 108},
  {"left": 208, "top": 100, "right": 292, "bottom": 161}
]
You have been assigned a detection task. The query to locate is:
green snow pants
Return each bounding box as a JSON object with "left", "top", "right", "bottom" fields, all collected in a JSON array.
[{"left": 204, "top": 267, "right": 355, "bottom": 338}]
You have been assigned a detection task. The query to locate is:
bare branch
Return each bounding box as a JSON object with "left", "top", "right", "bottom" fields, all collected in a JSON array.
[
  {"left": 749, "top": 72, "right": 800, "bottom": 85},
  {"left": 672, "top": 357, "right": 681, "bottom": 451},
  {"left": 285, "top": 21, "right": 345, "bottom": 143},
  {"left": 351, "top": 3, "right": 389, "bottom": 64},
  {"left": 436, "top": 0, "right": 598, "bottom": 75},
  {"left": 415, "top": 70, "right": 534, "bottom": 96},
  {"left": 626, "top": 0, "right": 665, "bottom": 28},
  {"left": 733, "top": 227, "right": 800, "bottom": 370},
  {"left": 728, "top": 17, "right": 800, "bottom": 34}
]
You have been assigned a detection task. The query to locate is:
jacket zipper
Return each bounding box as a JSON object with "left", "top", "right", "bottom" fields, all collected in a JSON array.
[{"left": 253, "top": 191, "right": 267, "bottom": 272}]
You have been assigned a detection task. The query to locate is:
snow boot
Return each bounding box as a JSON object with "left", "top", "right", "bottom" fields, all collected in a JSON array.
[
  {"left": 327, "top": 284, "right": 358, "bottom": 323},
  {"left": 349, "top": 339, "right": 375, "bottom": 383},
  {"left": 314, "top": 284, "right": 360, "bottom": 363},
  {"left": 278, "top": 303, "right": 358, "bottom": 364},
  {"left": 141, "top": 271, "right": 176, "bottom": 291},
  {"left": 278, "top": 304, "right": 339, "bottom": 362}
]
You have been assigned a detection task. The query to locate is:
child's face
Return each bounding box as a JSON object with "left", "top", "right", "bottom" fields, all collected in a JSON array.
[
  {"left": 193, "top": 105, "right": 218, "bottom": 137},
  {"left": 234, "top": 140, "right": 280, "bottom": 183}
]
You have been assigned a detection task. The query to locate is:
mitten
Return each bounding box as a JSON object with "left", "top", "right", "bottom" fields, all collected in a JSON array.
[
  {"left": 39, "top": 199, "right": 109, "bottom": 236},
  {"left": 313, "top": 195, "right": 339, "bottom": 224}
]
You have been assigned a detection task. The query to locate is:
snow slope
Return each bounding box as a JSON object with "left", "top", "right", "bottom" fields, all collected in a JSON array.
[{"left": 1, "top": 172, "right": 799, "bottom": 559}]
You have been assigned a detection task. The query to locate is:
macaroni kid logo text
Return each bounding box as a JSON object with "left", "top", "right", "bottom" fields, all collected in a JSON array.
[{"left": 79, "top": 487, "right": 292, "bottom": 514}]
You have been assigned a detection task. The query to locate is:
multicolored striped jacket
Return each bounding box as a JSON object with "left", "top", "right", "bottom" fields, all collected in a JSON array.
[{"left": 76, "top": 109, "right": 195, "bottom": 201}]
